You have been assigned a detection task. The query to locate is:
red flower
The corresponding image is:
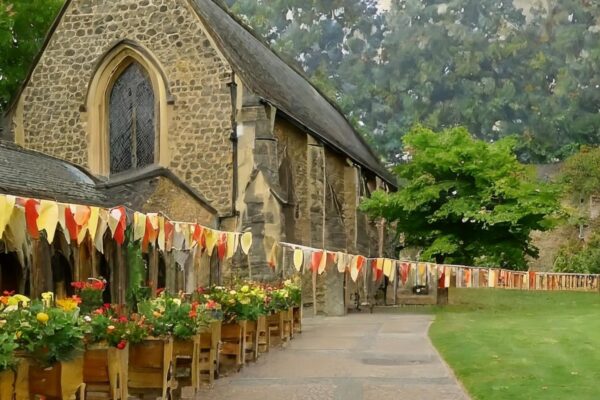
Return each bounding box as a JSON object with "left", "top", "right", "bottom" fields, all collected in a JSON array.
[
  {"left": 71, "top": 295, "right": 82, "bottom": 304},
  {"left": 103, "top": 303, "right": 111, "bottom": 310},
  {"left": 189, "top": 310, "right": 197, "bottom": 318},
  {"left": 197, "top": 287, "right": 205, "bottom": 294},
  {"left": 91, "top": 280, "right": 105, "bottom": 290},
  {"left": 93, "top": 308, "right": 104, "bottom": 315},
  {"left": 118, "top": 316, "right": 128, "bottom": 323},
  {"left": 71, "top": 282, "right": 84, "bottom": 290},
  {"left": 2, "top": 290, "right": 15, "bottom": 296},
  {"left": 156, "top": 288, "right": 165, "bottom": 295},
  {"left": 116, "top": 340, "right": 127, "bottom": 350},
  {"left": 206, "top": 300, "right": 217, "bottom": 310}
]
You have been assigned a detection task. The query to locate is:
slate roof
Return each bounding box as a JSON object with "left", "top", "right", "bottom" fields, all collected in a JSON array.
[
  {"left": 0, "top": 141, "right": 108, "bottom": 205},
  {"left": 191, "top": 0, "right": 395, "bottom": 184},
  {"left": 6, "top": 0, "right": 395, "bottom": 185}
]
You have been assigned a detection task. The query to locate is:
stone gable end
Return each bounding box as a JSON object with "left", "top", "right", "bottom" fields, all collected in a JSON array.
[{"left": 13, "top": 0, "right": 234, "bottom": 214}]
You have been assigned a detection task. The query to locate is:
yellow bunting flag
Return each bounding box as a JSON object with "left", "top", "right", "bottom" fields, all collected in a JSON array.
[
  {"left": 350, "top": 256, "right": 360, "bottom": 282},
  {"left": 240, "top": 232, "right": 252, "bottom": 255},
  {"left": 37, "top": 200, "right": 59, "bottom": 244},
  {"left": 87, "top": 207, "right": 100, "bottom": 242},
  {"left": 226, "top": 232, "right": 236, "bottom": 260},
  {"left": 293, "top": 248, "right": 304, "bottom": 271},
  {"left": 205, "top": 229, "right": 217, "bottom": 256},
  {"left": 94, "top": 210, "right": 108, "bottom": 254},
  {"left": 0, "top": 195, "right": 15, "bottom": 240},
  {"left": 133, "top": 212, "right": 146, "bottom": 242},
  {"left": 7, "top": 206, "right": 26, "bottom": 252},
  {"left": 336, "top": 252, "right": 347, "bottom": 273},
  {"left": 383, "top": 258, "right": 393, "bottom": 278},
  {"left": 157, "top": 216, "right": 166, "bottom": 251}
]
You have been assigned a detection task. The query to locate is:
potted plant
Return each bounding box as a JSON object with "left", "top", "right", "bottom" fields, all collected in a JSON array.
[
  {"left": 12, "top": 296, "right": 86, "bottom": 399},
  {"left": 71, "top": 278, "right": 106, "bottom": 314},
  {"left": 0, "top": 291, "right": 21, "bottom": 395},
  {"left": 80, "top": 304, "right": 136, "bottom": 400}
]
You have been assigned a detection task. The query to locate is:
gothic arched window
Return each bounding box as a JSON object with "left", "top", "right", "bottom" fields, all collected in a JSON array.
[{"left": 109, "top": 62, "right": 156, "bottom": 174}]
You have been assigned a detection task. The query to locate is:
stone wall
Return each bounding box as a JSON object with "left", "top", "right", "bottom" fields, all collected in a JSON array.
[{"left": 12, "top": 0, "right": 233, "bottom": 214}]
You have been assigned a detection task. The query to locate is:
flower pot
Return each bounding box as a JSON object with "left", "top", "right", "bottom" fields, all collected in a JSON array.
[
  {"left": 257, "top": 315, "right": 269, "bottom": 353},
  {"left": 15, "top": 357, "right": 84, "bottom": 400},
  {"left": 0, "top": 370, "right": 14, "bottom": 400},
  {"left": 198, "top": 320, "right": 221, "bottom": 384},
  {"left": 266, "top": 312, "right": 284, "bottom": 347},
  {"left": 244, "top": 319, "right": 259, "bottom": 362},
  {"left": 173, "top": 336, "right": 199, "bottom": 392},
  {"left": 220, "top": 321, "right": 247, "bottom": 371},
  {"left": 84, "top": 343, "right": 124, "bottom": 400},
  {"left": 127, "top": 337, "right": 174, "bottom": 400},
  {"left": 292, "top": 306, "right": 302, "bottom": 334},
  {"left": 282, "top": 308, "right": 293, "bottom": 340}
]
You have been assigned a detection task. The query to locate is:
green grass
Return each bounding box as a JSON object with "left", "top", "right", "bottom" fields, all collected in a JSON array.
[{"left": 429, "top": 288, "right": 600, "bottom": 400}]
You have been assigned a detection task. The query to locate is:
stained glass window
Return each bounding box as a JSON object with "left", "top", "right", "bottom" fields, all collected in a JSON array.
[{"left": 109, "top": 62, "right": 156, "bottom": 174}]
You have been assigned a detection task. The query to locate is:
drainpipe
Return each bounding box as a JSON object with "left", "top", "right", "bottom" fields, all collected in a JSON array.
[{"left": 228, "top": 74, "right": 238, "bottom": 220}]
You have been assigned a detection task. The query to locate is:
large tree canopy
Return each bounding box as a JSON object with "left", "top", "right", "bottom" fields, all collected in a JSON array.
[
  {"left": 3, "top": 0, "right": 600, "bottom": 165},
  {"left": 0, "top": 0, "right": 63, "bottom": 111},
  {"left": 360, "top": 126, "right": 562, "bottom": 270}
]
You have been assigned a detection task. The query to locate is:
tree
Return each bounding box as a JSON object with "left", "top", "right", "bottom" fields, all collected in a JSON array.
[
  {"left": 360, "top": 126, "right": 562, "bottom": 269},
  {"left": 0, "top": 0, "right": 64, "bottom": 112}
]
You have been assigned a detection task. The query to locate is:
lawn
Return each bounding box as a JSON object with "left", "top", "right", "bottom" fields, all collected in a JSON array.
[{"left": 429, "top": 288, "right": 600, "bottom": 400}]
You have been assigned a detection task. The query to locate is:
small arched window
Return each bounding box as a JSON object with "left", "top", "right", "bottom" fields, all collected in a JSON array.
[{"left": 108, "top": 62, "right": 156, "bottom": 174}]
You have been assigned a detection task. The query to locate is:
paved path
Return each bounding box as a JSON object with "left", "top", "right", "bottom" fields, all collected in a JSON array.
[{"left": 196, "top": 313, "right": 469, "bottom": 400}]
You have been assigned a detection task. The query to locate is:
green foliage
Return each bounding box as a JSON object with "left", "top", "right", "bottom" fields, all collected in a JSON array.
[
  {"left": 0, "top": 0, "right": 64, "bottom": 112},
  {"left": 560, "top": 146, "right": 600, "bottom": 203},
  {"left": 0, "top": 330, "right": 17, "bottom": 372},
  {"left": 360, "top": 126, "right": 562, "bottom": 269},
  {"left": 137, "top": 293, "right": 211, "bottom": 340},
  {"left": 553, "top": 234, "right": 600, "bottom": 274},
  {"left": 11, "top": 301, "right": 84, "bottom": 367}
]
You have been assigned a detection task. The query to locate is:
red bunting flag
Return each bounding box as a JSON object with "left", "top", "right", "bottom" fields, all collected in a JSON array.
[
  {"left": 311, "top": 251, "right": 324, "bottom": 273},
  {"left": 217, "top": 232, "right": 227, "bottom": 261},
  {"left": 24, "top": 199, "right": 39, "bottom": 239}
]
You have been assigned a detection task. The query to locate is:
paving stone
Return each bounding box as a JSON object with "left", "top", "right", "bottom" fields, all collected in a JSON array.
[{"left": 196, "top": 314, "right": 470, "bottom": 399}]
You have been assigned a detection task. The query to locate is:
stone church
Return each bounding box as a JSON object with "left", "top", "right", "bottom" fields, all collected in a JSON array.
[{"left": 2, "top": 0, "right": 395, "bottom": 315}]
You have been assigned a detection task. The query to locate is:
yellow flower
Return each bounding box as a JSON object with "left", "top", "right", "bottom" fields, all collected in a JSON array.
[
  {"left": 56, "top": 298, "right": 79, "bottom": 311},
  {"left": 228, "top": 299, "right": 236, "bottom": 305},
  {"left": 229, "top": 290, "right": 237, "bottom": 295},
  {"left": 41, "top": 292, "right": 54, "bottom": 308},
  {"left": 7, "top": 294, "right": 30, "bottom": 306},
  {"left": 36, "top": 312, "right": 49, "bottom": 324},
  {"left": 239, "top": 297, "right": 251, "bottom": 305},
  {"left": 172, "top": 298, "right": 182, "bottom": 306}
]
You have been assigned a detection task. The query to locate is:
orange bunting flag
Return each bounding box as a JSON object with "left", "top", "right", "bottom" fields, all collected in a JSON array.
[
  {"left": 311, "top": 251, "right": 324, "bottom": 273},
  {"left": 356, "top": 255, "right": 366, "bottom": 272},
  {"left": 110, "top": 207, "right": 127, "bottom": 245},
  {"left": 64, "top": 206, "right": 78, "bottom": 241},
  {"left": 164, "top": 219, "right": 174, "bottom": 252},
  {"left": 24, "top": 199, "right": 40, "bottom": 239},
  {"left": 192, "top": 224, "right": 204, "bottom": 249},
  {"left": 267, "top": 242, "right": 279, "bottom": 269},
  {"left": 318, "top": 251, "right": 328, "bottom": 275},
  {"left": 73, "top": 205, "right": 91, "bottom": 227},
  {"left": 217, "top": 232, "right": 227, "bottom": 261}
]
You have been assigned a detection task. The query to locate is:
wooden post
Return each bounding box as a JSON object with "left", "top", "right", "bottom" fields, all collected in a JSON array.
[{"left": 149, "top": 245, "right": 159, "bottom": 297}]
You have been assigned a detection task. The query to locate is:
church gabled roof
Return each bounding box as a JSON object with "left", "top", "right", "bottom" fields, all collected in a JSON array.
[
  {"left": 190, "top": 0, "right": 395, "bottom": 185},
  {"left": 6, "top": 0, "right": 395, "bottom": 185}
]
